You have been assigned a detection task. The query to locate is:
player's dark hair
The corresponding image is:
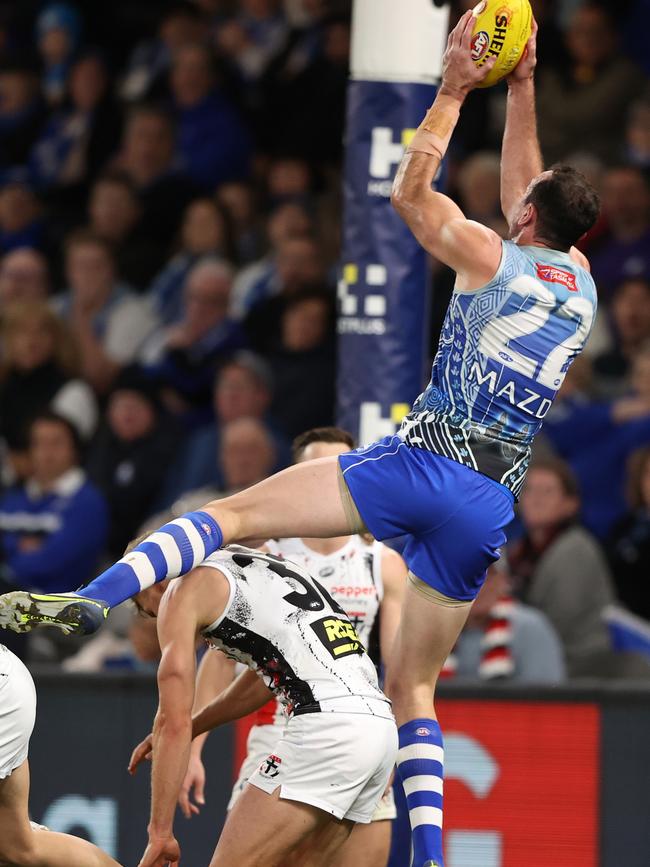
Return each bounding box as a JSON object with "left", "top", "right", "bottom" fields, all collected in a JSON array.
[
  {"left": 292, "top": 427, "right": 355, "bottom": 462},
  {"left": 525, "top": 165, "right": 600, "bottom": 252}
]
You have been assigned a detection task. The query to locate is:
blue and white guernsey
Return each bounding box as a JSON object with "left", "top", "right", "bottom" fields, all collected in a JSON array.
[{"left": 401, "top": 242, "right": 597, "bottom": 498}]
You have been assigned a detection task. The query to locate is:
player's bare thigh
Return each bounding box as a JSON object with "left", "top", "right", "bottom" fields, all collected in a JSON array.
[
  {"left": 385, "top": 575, "right": 472, "bottom": 725},
  {"left": 0, "top": 761, "right": 122, "bottom": 867},
  {"left": 210, "top": 784, "right": 351, "bottom": 867},
  {"left": 331, "top": 818, "right": 391, "bottom": 867},
  {"left": 203, "top": 457, "right": 358, "bottom": 544},
  {"left": 0, "top": 760, "right": 34, "bottom": 862}
]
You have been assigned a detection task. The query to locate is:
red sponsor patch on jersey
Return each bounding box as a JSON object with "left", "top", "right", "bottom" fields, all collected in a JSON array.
[{"left": 535, "top": 263, "right": 578, "bottom": 291}]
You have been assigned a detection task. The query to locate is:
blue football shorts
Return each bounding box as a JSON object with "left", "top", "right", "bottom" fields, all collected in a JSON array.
[{"left": 338, "top": 435, "right": 515, "bottom": 602}]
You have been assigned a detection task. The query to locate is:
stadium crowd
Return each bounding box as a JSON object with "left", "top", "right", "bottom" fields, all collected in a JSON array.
[{"left": 0, "top": 0, "right": 648, "bottom": 679}]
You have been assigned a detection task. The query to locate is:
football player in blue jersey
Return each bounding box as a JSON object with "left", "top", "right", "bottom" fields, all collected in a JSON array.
[{"left": 0, "top": 13, "right": 600, "bottom": 867}]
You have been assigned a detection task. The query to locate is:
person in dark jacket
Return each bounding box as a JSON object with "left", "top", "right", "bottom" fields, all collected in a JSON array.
[
  {"left": 0, "top": 412, "right": 107, "bottom": 593},
  {"left": 608, "top": 446, "right": 650, "bottom": 622},
  {"left": 86, "top": 371, "right": 180, "bottom": 559}
]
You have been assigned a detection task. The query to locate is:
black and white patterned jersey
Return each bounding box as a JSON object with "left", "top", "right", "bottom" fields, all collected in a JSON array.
[
  {"left": 200, "top": 546, "right": 391, "bottom": 718},
  {"left": 265, "top": 537, "right": 383, "bottom": 652}
]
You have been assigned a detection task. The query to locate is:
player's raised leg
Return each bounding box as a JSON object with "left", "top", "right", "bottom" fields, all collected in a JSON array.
[
  {"left": 0, "top": 455, "right": 352, "bottom": 634},
  {"left": 0, "top": 761, "right": 122, "bottom": 867}
]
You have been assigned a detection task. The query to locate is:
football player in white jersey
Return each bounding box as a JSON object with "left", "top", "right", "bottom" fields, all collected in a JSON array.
[
  {"left": 0, "top": 643, "right": 122, "bottom": 867},
  {"left": 174, "top": 427, "right": 407, "bottom": 867},
  {"left": 127, "top": 543, "right": 398, "bottom": 867}
]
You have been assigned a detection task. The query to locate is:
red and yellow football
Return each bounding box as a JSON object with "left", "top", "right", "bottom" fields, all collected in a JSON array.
[{"left": 471, "top": 0, "right": 533, "bottom": 88}]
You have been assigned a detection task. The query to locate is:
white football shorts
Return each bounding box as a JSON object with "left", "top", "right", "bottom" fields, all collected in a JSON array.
[
  {"left": 0, "top": 645, "right": 36, "bottom": 780},
  {"left": 243, "top": 708, "right": 398, "bottom": 824},
  {"left": 229, "top": 719, "right": 397, "bottom": 821}
]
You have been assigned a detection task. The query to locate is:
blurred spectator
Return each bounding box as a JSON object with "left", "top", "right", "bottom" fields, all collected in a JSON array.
[
  {"left": 537, "top": 5, "right": 646, "bottom": 163},
  {"left": 456, "top": 151, "right": 507, "bottom": 235},
  {"left": 544, "top": 346, "right": 650, "bottom": 537},
  {"left": 0, "top": 176, "right": 45, "bottom": 253},
  {"left": 120, "top": 2, "right": 206, "bottom": 102},
  {"left": 169, "top": 42, "right": 251, "bottom": 190},
  {"left": 262, "top": 12, "right": 349, "bottom": 163},
  {"left": 55, "top": 229, "right": 158, "bottom": 393},
  {"left": 86, "top": 372, "right": 180, "bottom": 559},
  {"left": 0, "top": 63, "right": 44, "bottom": 168},
  {"left": 116, "top": 104, "right": 198, "bottom": 247},
  {"left": 161, "top": 415, "right": 277, "bottom": 517},
  {"left": 442, "top": 563, "right": 566, "bottom": 683},
  {"left": 266, "top": 156, "right": 313, "bottom": 206},
  {"left": 244, "top": 234, "right": 327, "bottom": 351},
  {"left": 0, "top": 412, "right": 107, "bottom": 593},
  {"left": 0, "top": 248, "right": 49, "bottom": 309},
  {"left": 608, "top": 447, "right": 650, "bottom": 622},
  {"left": 588, "top": 166, "right": 650, "bottom": 296},
  {"left": 149, "top": 197, "right": 234, "bottom": 323},
  {"left": 216, "top": 180, "right": 263, "bottom": 264},
  {"left": 593, "top": 279, "right": 650, "bottom": 398},
  {"left": 230, "top": 200, "right": 314, "bottom": 319},
  {"left": 508, "top": 458, "right": 616, "bottom": 677},
  {"left": 36, "top": 2, "right": 82, "bottom": 106},
  {"left": 162, "top": 351, "right": 290, "bottom": 503},
  {"left": 267, "top": 287, "right": 336, "bottom": 438},
  {"left": 29, "top": 51, "right": 121, "bottom": 201},
  {"left": 141, "top": 258, "right": 244, "bottom": 424},
  {"left": 0, "top": 301, "right": 97, "bottom": 481},
  {"left": 626, "top": 99, "right": 650, "bottom": 170},
  {"left": 214, "top": 0, "right": 288, "bottom": 83},
  {"left": 87, "top": 170, "right": 160, "bottom": 290}
]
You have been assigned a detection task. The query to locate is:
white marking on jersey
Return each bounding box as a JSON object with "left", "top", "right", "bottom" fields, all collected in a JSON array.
[{"left": 200, "top": 546, "right": 390, "bottom": 719}]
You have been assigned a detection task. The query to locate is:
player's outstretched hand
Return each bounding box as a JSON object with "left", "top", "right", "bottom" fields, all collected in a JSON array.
[
  {"left": 138, "top": 835, "right": 181, "bottom": 867},
  {"left": 129, "top": 733, "right": 153, "bottom": 775},
  {"left": 508, "top": 17, "right": 538, "bottom": 83},
  {"left": 441, "top": 10, "right": 498, "bottom": 97},
  {"left": 179, "top": 752, "right": 206, "bottom": 818}
]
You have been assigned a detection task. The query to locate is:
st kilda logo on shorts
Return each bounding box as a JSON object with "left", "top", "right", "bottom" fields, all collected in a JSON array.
[
  {"left": 260, "top": 755, "right": 282, "bottom": 778},
  {"left": 311, "top": 616, "right": 364, "bottom": 659}
]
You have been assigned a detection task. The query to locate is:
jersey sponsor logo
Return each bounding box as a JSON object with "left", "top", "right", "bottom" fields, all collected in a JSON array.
[
  {"left": 260, "top": 754, "right": 282, "bottom": 778},
  {"left": 331, "top": 584, "right": 377, "bottom": 598},
  {"left": 311, "top": 616, "right": 364, "bottom": 659},
  {"left": 470, "top": 362, "right": 553, "bottom": 418},
  {"left": 535, "top": 263, "right": 578, "bottom": 291}
]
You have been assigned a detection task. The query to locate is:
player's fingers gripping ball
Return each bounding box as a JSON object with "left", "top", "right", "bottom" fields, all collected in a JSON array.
[{"left": 470, "top": 0, "right": 533, "bottom": 87}]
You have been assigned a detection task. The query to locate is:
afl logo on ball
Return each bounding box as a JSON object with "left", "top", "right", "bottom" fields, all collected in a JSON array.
[
  {"left": 471, "top": 31, "right": 490, "bottom": 61},
  {"left": 416, "top": 727, "right": 431, "bottom": 737}
]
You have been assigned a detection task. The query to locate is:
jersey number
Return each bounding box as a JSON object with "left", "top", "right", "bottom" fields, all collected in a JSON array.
[
  {"left": 262, "top": 553, "right": 348, "bottom": 616},
  {"left": 478, "top": 275, "right": 594, "bottom": 390}
]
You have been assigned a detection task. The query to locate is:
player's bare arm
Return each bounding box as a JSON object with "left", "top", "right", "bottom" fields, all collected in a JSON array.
[
  {"left": 180, "top": 650, "right": 236, "bottom": 818},
  {"left": 501, "top": 21, "right": 590, "bottom": 271},
  {"left": 192, "top": 667, "right": 274, "bottom": 737},
  {"left": 137, "top": 571, "right": 226, "bottom": 867},
  {"left": 378, "top": 547, "right": 407, "bottom": 665},
  {"left": 391, "top": 10, "right": 502, "bottom": 289},
  {"left": 501, "top": 19, "right": 541, "bottom": 225}
]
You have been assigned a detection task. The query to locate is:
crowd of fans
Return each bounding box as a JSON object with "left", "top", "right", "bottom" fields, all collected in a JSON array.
[{"left": 0, "top": 0, "right": 648, "bottom": 679}]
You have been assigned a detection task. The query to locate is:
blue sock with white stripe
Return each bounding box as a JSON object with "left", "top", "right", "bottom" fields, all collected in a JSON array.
[
  {"left": 77, "top": 511, "right": 223, "bottom": 607},
  {"left": 396, "top": 718, "right": 444, "bottom": 867}
]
